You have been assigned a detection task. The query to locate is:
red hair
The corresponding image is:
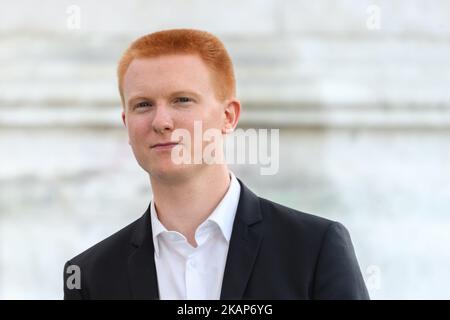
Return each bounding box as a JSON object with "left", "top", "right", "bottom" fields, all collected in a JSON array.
[{"left": 117, "top": 29, "right": 236, "bottom": 107}]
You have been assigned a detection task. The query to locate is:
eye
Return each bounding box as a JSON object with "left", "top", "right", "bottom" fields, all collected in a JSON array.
[
  {"left": 174, "top": 97, "right": 192, "bottom": 103},
  {"left": 135, "top": 101, "right": 151, "bottom": 109}
]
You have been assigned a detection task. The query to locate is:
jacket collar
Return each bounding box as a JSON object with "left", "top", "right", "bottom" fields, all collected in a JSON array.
[
  {"left": 128, "top": 203, "right": 160, "bottom": 299},
  {"left": 220, "top": 178, "right": 264, "bottom": 299}
]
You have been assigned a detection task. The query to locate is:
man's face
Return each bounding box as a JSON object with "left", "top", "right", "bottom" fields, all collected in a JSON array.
[{"left": 122, "top": 54, "right": 228, "bottom": 181}]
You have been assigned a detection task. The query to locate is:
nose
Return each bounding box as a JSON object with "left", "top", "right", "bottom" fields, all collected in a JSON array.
[{"left": 152, "top": 104, "right": 174, "bottom": 134}]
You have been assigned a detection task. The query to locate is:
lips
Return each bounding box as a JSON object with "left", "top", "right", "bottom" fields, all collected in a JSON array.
[{"left": 150, "top": 142, "right": 180, "bottom": 149}]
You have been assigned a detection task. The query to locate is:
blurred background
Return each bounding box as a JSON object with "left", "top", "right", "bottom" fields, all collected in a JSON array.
[{"left": 1, "top": 0, "right": 450, "bottom": 299}]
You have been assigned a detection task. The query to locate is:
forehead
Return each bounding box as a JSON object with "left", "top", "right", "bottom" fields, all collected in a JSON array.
[{"left": 123, "top": 54, "right": 214, "bottom": 98}]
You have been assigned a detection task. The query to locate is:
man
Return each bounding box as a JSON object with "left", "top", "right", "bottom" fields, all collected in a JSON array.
[{"left": 63, "top": 29, "right": 369, "bottom": 300}]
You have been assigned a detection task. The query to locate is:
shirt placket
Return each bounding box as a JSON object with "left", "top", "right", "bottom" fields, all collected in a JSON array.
[{"left": 185, "top": 253, "right": 205, "bottom": 299}]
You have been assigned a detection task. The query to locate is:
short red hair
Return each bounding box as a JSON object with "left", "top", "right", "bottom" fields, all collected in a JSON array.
[{"left": 117, "top": 29, "right": 236, "bottom": 107}]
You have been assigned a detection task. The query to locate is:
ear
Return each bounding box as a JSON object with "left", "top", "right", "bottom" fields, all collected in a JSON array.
[
  {"left": 222, "top": 99, "right": 241, "bottom": 134},
  {"left": 121, "top": 111, "right": 131, "bottom": 145},
  {"left": 121, "top": 111, "right": 127, "bottom": 128}
]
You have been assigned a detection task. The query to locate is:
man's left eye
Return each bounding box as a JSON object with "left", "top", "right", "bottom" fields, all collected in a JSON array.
[{"left": 175, "top": 97, "right": 192, "bottom": 103}]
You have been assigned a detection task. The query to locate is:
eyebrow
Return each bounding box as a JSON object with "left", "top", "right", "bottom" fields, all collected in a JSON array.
[{"left": 127, "top": 90, "right": 202, "bottom": 107}]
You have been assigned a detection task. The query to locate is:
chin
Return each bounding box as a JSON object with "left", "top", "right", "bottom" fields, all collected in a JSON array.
[{"left": 147, "top": 163, "right": 196, "bottom": 182}]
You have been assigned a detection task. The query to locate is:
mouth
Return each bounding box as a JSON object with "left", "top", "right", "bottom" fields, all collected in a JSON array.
[{"left": 150, "top": 142, "right": 180, "bottom": 150}]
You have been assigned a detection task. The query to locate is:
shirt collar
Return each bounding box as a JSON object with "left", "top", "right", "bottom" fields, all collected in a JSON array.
[
  {"left": 150, "top": 200, "right": 168, "bottom": 258},
  {"left": 150, "top": 171, "right": 241, "bottom": 257}
]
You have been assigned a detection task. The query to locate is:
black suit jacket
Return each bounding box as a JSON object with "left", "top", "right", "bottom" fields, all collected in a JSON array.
[{"left": 64, "top": 179, "right": 369, "bottom": 299}]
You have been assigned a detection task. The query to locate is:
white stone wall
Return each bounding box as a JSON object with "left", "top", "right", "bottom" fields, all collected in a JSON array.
[{"left": 1, "top": 0, "right": 450, "bottom": 299}]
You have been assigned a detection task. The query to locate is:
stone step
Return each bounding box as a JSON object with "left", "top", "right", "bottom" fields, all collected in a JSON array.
[
  {"left": 1, "top": 105, "right": 450, "bottom": 129},
  {"left": 1, "top": 36, "right": 450, "bottom": 110}
]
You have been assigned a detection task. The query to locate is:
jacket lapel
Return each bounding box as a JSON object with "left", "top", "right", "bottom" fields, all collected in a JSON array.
[
  {"left": 128, "top": 205, "right": 160, "bottom": 299},
  {"left": 220, "top": 179, "right": 264, "bottom": 299}
]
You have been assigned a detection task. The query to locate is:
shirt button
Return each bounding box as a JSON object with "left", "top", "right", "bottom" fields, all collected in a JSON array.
[{"left": 188, "top": 259, "right": 196, "bottom": 268}]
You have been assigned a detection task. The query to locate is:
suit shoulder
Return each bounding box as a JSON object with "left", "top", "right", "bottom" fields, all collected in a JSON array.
[
  {"left": 258, "top": 196, "right": 338, "bottom": 234},
  {"left": 66, "top": 215, "right": 142, "bottom": 268}
]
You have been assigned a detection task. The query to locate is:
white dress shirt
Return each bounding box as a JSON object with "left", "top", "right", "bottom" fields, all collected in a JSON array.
[{"left": 150, "top": 172, "right": 241, "bottom": 300}]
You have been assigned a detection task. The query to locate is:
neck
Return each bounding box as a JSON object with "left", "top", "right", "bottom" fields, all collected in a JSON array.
[{"left": 150, "top": 165, "right": 231, "bottom": 246}]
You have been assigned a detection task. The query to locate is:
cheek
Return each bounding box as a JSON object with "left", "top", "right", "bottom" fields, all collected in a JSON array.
[
  {"left": 128, "top": 118, "right": 151, "bottom": 142},
  {"left": 204, "top": 110, "right": 224, "bottom": 130}
]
